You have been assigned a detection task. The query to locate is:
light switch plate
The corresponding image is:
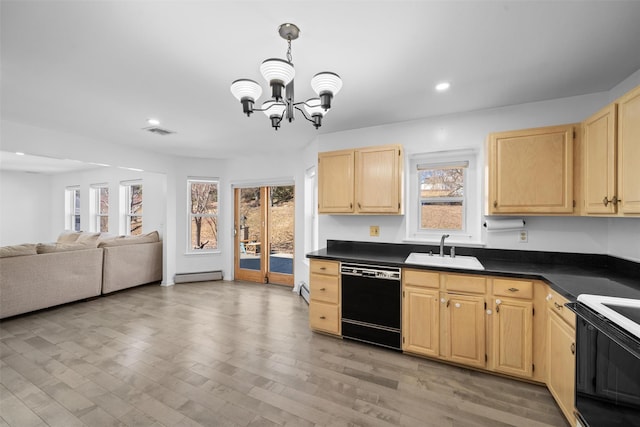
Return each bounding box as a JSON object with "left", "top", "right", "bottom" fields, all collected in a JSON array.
[
  {"left": 519, "top": 230, "right": 528, "bottom": 243},
  {"left": 370, "top": 225, "right": 380, "bottom": 237}
]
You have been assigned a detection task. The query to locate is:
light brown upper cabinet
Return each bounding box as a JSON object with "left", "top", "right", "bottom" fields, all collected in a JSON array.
[
  {"left": 318, "top": 144, "right": 404, "bottom": 214},
  {"left": 617, "top": 85, "right": 640, "bottom": 215},
  {"left": 582, "top": 84, "right": 640, "bottom": 216},
  {"left": 583, "top": 104, "right": 617, "bottom": 214},
  {"left": 488, "top": 124, "right": 575, "bottom": 214}
]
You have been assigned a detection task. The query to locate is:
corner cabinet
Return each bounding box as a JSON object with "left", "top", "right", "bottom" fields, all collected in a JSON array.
[
  {"left": 318, "top": 144, "right": 404, "bottom": 214},
  {"left": 488, "top": 124, "right": 575, "bottom": 214},
  {"left": 546, "top": 287, "right": 576, "bottom": 427},
  {"left": 308, "top": 260, "right": 341, "bottom": 335}
]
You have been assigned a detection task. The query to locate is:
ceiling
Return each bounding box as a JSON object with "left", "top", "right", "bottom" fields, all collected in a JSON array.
[{"left": 2, "top": 1, "right": 640, "bottom": 167}]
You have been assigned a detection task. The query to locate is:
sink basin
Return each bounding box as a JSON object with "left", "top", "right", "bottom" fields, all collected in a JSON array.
[{"left": 404, "top": 253, "right": 485, "bottom": 271}]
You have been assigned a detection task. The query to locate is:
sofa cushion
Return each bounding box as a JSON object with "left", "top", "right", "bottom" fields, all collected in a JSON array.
[
  {"left": 0, "top": 243, "right": 38, "bottom": 258},
  {"left": 76, "top": 232, "right": 101, "bottom": 245},
  {"left": 36, "top": 242, "right": 97, "bottom": 254},
  {"left": 98, "top": 231, "right": 160, "bottom": 247},
  {"left": 57, "top": 231, "right": 82, "bottom": 243}
]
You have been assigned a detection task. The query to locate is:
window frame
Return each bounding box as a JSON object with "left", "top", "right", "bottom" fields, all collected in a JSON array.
[
  {"left": 406, "top": 149, "right": 482, "bottom": 245},
  {"left": 65, "top": 186, "right": 81, "bottom": 231},
  {"left": 121, "top": 180, "right": 143, "bottom": 236},
  {"left": 187, "top": 178, "right": 219, "bottom": 254},
  {"left": 90, "top": 183, "right": 109, "bottom": 233}
]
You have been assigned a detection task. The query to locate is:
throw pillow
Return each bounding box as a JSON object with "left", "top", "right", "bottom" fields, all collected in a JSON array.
[{"left": 0, "top": 243, "right": 38, "bottom": 258}]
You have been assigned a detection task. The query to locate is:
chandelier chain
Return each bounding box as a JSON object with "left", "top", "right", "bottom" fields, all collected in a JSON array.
[{"left": 286, "top": 37, "right": 293, "bottom": 63}]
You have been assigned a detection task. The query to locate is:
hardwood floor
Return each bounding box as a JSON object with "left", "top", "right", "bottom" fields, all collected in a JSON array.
[{"left": 1, "top": 281, "right": 567, "bottom": 427}]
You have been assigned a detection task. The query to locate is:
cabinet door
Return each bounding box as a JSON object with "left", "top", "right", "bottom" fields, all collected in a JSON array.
[
  {"left": 355, "top": 145, "right": 403, "bottom": 213},
  {"left": 618, "top": 85, "right": 640, "bottom": 214},
  {"left": 488, "top": 124, "right": 574, "bottom": 214},
  {"left": 547, "top": 309, "right": 576, "bottom": 426},
  {"left": 583, "top": 104, "right": 617, "bottom": 214},
  {"left": 318, "top": 150, "right": 354, "bottom": 213},
  {"left": 403, "top": 286, "right": 439, "bottom": 357},
  {"left": 492, "top": 298, "right": 533, "bottom": 378},
  {"left": 442, "top": 293, "right": 486, "bottom": 368}
]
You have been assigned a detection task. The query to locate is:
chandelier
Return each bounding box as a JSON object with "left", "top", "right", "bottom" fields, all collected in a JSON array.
[{"left": 230, "top": 23, "right": 343, "bottom": 130}]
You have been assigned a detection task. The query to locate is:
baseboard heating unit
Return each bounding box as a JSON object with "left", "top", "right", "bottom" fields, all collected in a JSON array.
[
  {"left": 299, "top": 283, "right": 310, "bottom": 304},
  {"left": 174, "top": 271, "right": 223, "bottom": 283}
]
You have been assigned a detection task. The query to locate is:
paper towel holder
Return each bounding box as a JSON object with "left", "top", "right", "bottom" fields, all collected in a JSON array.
[{"left": 483, "top": 218, "right": 526, "bottom": 230}]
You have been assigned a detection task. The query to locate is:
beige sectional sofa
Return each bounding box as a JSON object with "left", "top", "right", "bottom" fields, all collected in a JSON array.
[{"left": 0, "top": 231, "right": 162, "bottom": 319}]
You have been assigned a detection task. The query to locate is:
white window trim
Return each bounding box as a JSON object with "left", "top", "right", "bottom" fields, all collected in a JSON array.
[
  {"left": 65, "top": 186, "right": 81, "bottom": 231},
  {"left": 120, "top": 180, "right": 142, "bottom": 236},
  {"left": 90, "top": 183, "right": 109, "bottom": 233},
  {"left": 405, "top": 149, "right": 483, "bottom": 246},
  {"left": 186, "top": 178, "right": 220, "bottom": 255}
]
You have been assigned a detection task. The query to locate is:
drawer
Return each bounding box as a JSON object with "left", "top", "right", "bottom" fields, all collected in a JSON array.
[
  {"left": 546, "top": 287, "right": 576, "bottom": 329},
  {"left": 310, "top": 273, "right": 340, "bottom": 304},
  {"left": 403, "top": 269, "right": 440, "bottom": 288},
  {"left": 493, "top": 278, "right": 533, "bottom": 299},
  {"left": 309, "top": 301, "right": 340, "bottom": 335},
  {"left": 310, "top": 259, "right": 340, "bottom": 276},
  {"left": 443, "top": 273, "right": 486, "bottom": 294}
]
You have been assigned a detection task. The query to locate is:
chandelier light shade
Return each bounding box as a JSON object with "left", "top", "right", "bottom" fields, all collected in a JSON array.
[
  {"left": 311, "top": 72, "right": 343, "bottom": 110},
  {"left": 303, "top": 98, "right": 327, "bottom": 129},
  {"left": 260, "top": 58, "right": 295, "bottom": 101},
  {"left": 230, "top": 79, "right": 263, "bottom": 116},
  {"left": 262, "top": 100, "right": 287, "bottom": 129},
  {"left": 230, "top": 23, "right": 342, "bottom": 130}
]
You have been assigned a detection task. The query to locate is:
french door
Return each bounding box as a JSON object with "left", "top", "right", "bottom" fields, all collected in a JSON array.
[{"left": 234, "top": 185, "right": 294, "bottom": 286}]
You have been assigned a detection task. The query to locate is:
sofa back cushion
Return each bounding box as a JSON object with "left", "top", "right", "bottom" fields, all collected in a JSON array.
[
  {"left": 98, "top": 231, "right": 160, "bottom": 247},
  {"left": 57, "top": 231, "right": 82, "bottom": 243},
  {"left": 36, "top": 242, "right": 98, "bottom": 254},
  {"left": 0, "top": 243, "right": 38, "bottom": 258}
]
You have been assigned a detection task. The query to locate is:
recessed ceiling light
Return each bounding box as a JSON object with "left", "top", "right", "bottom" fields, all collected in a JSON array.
[
  {"left": 435, "top": 82, "right": 451, "bottom": 92},
  {"left": 15, "top": 152, "right": 25, "bottom": 156},
  {"left": 147, "top": 118, "right": 160, "bottom": 126}
]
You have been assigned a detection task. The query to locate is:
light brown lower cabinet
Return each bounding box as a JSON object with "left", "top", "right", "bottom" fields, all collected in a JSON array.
[
  {"left": 402, "top": 286, "right": 440, "bottom": 357},
  {"left": 441, "top": 292, "right": 486, "bottom": 369},
  {"left": 492, "top": 297, "right": 533, "bottom": 378},
  {"left": 308, "top": 259, "right": 341, "bottom": 335}
]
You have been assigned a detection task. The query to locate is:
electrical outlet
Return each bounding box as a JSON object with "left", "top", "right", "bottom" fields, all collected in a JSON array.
[
  {"left": 519, "top": 230, "right": 528, "bottom": 243},
  {"left": 370, "top": 225, "right": 380, "bottom": 237}
]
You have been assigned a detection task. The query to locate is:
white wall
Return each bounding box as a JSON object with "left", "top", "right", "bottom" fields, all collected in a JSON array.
[
  {"left": 0, "top": 170, "right": 53, "bottom": 245},
  {"left": 311, "top": 90, "right": 640, "bottom": 259}
]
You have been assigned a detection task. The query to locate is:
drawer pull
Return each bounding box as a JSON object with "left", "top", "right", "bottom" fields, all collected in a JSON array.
[
  {"left": 508, "top": 287, "right": 519, "bottom": 292},
  {"left": 554, "top": 302, "right": 563, "bottom": 310},
  {"left": 319, "top": 267, "right": 326, "bottom": 270},
  {"left": 320, "top": 287, "right": 326, "bottom": 291},
  {"left": 571, "top": 343, "right": 575, "bottom": 355},
  {"left": 320, "top": 316, "right": 326, "bottom": 319}
]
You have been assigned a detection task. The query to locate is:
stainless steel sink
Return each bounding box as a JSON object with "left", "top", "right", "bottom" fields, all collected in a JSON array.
[{"left": 404, "top": 252, "right": 485, "bottom": 270}]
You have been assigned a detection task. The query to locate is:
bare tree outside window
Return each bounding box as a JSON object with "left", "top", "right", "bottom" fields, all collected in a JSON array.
[
  {"left": 97, "top": 186, "right": 109, "bottom": 232},
  {"left": 189, "top": 180, "right": 218, "bottom": 250},
  {"left": 419, "top": 166, "right": 465, "bottom": 230}
]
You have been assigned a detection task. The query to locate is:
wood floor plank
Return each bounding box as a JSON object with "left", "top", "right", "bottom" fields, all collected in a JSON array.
[{"left": 1, "top": 281, "right": 567, "bottom": 426}]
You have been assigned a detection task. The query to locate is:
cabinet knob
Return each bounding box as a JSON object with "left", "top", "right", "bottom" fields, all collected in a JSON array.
[
  {"left": 546, "top": 294, "right": 553, "bottom": 301},
  {"left": 493, "top": 201, "right": 498, "bottom": 208},
  {"left": 440, "top": 298, "right": 446, "bottom": 304},
  {"left": 454, "top": 303, "right": 461, "bottom": 308},
  {"left": 486, "top": 309, "right": 492, "bottom": 315},
  {"left": 495, "top": 299, "right": 502, "bottom": 305}
]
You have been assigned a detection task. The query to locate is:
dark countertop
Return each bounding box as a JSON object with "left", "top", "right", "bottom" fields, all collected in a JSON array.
[{"left": 307, "top": 240, "right": 640, "bottom": 301}]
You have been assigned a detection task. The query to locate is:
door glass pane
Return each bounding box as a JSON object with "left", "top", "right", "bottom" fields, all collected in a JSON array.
[
  {"left": 269, "top": 185, "right": 294, "bottom": 275},
  {"left": 239, "top": 187, "right": 261, "bottom": 271}
]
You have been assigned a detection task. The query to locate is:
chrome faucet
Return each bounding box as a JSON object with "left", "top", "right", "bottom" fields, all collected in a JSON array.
[{"left": 440, "top": 234, "right": 450, "bottom": 257}]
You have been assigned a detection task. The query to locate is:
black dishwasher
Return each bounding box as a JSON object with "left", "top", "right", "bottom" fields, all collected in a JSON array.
[{"left": 341, "top": 263, "right": 402, "bottom": 350}]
